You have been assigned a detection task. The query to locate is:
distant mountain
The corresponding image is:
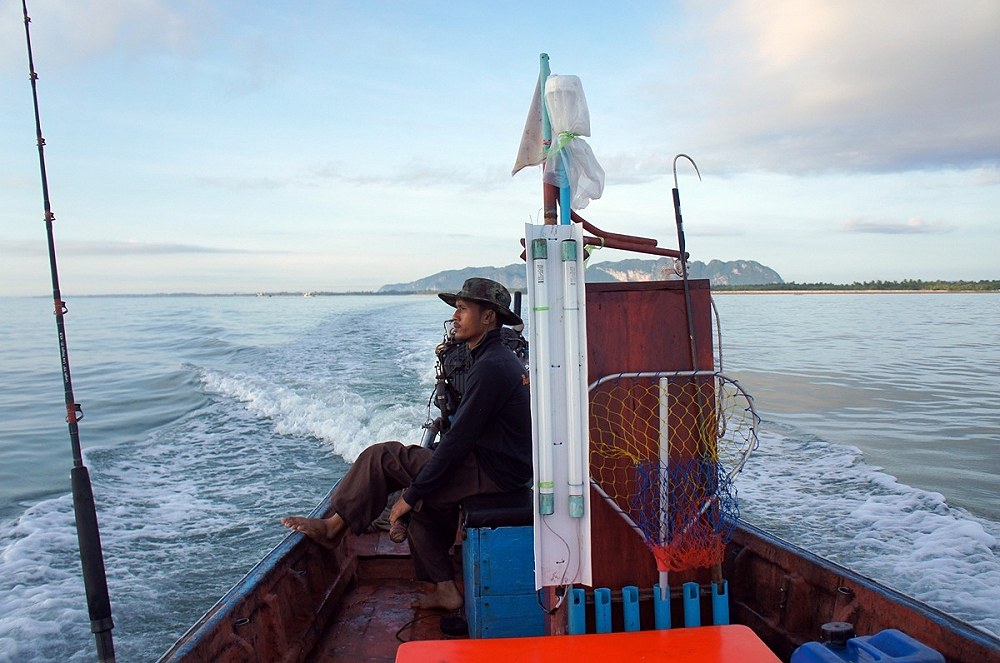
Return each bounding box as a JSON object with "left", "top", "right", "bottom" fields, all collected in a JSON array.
[
  {"left": 380, "top": 266, "right": 530, "bottom": 293},
  {"left": 587, "top": 258, "right": 783, "bottom": 286},
  {"left": 379, "top": 259, "right": 783, "bottom": 293}
]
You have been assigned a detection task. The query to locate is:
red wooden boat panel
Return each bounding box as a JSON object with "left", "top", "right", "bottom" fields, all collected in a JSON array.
[
  {"left": 585, "top": 280, "right": 714, "bottom": 380},
  {"left": 585, "top": 280, "right": 716, "bottom": 590}
]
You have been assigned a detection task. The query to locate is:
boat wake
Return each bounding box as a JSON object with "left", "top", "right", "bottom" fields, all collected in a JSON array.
[{"left": 740, "top": 424, "right": 1000, "bottom": 637}]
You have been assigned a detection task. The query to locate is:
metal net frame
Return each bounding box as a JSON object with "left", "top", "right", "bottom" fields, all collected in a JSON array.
[{"left": 589, "top": 370, "right": 759, "bottom": 572}]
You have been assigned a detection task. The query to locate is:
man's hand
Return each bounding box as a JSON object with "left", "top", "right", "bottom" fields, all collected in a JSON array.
[
  {"left": 389, "top": 495, "right": 413, "bottom": 525},
  {"left": 388, "top": 496, "right": 414, "bottom": 544}
]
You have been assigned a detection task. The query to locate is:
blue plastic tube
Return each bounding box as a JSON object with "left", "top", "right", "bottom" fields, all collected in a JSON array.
[
  {"left": 683, "top": 582, "right": 701, "bottom": 627},
  {"left": 568, "top": 588, "right": 586, "bottom": 635},
  {"left": 623, "top": 585, "right": 640, "bottom": 632},
  {"left": 712, "top": 580, "right": 730, "bottom": 625},
  {"left": 595, "top": 587, "right": 612, "bottom": 633},
  {"left": 653, "top": 583, "right": 671, "bottom": 630}
]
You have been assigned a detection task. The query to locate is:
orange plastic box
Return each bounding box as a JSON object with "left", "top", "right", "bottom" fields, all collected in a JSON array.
[{"left": 396, "top": 624, "right": 781, "bottom": 662}]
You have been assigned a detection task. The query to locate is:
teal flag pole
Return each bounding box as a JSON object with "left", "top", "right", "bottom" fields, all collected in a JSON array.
[
  {"left": 559, "top": 150, "right": 572, "bottom": 225},
  {"left": 540, "top": 53, "right": 558, "bottom": 225}
]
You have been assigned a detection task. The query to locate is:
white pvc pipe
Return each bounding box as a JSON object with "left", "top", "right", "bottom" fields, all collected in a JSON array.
[
  {"left": 658, "top": 377, "right": 671, "bottom": 597},
  {"left": 532, "top": 237, "right": 555, "bottom": 515},
  {"left": 563, "top": 239, "right": 584, "bottom": 517},
  {"left": 658, "top": 376, "right": 671, "bottom": 544}
]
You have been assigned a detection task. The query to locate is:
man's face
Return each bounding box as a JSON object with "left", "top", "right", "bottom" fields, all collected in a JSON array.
[{"left": 451, "top": 298, "right": 492, "bottom": 343}]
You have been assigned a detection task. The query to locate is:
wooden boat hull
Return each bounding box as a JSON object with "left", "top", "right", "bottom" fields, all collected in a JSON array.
[
  {"left": 158, "top": 487, "right": 999, "bottom": 663},
  {"left": 158, "top": 490, "right": 344, "bottom": 662},
  {"left": 725, "top": 523, "right": 999, "bottom": 663}
]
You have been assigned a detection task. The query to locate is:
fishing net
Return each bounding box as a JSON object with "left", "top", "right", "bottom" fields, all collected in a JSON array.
[{"left": 589, "top": 371, "right": 758, "bottom": 572}]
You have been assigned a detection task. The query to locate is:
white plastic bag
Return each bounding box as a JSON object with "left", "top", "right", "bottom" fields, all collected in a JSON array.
[
  {"left": 544, "top": 141, "right": 605, "bottom": 210},
  {"left": 544, "top": 75, "right": 591, "bottom": 136},
  {"left": 542, "top": 75, "right": 604, "bottom": 209}
]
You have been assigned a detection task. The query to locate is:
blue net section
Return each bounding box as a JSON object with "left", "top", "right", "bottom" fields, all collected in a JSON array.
[{"left": 631, "top": 457, "right": 739, "bottom": 571}]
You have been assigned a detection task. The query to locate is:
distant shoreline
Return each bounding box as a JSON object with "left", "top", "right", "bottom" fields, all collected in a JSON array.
[
  {"left": 7, "top": 282, "right": 997, "bottom": 298},
  {"left": 711, "top": 289, "right": 988, "bottom": 295},
  {"left": 53, "top": 289, "right": 1000, "bottom": 298}
]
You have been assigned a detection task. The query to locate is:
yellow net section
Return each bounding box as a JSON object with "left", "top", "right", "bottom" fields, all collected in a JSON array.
[{"left": 589, "top": 371, "right": 758, "bottom": 572}]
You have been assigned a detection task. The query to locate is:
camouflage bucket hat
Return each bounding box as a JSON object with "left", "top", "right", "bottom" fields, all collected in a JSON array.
[{"left": 438, "top": 277, "right": 522, "bottom": 326}]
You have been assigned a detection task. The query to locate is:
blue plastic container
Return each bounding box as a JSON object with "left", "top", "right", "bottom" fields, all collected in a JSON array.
[
  {"left": 791, "top": 628, "right": 944, "bottom": 663},
  {"left": 462, "top": 525, "right": 545, "bottom": 638}
]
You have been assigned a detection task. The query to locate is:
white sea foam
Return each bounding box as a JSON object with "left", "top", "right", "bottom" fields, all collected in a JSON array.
[
  {"left": 0, "top": 495, "right": 90, "bottom": 662},
  {"left": 739, "top": 426, "right": 1000, "bottom": 636},
  {"left": 199, "top": 365, "right": 428, "bottom": 463}
]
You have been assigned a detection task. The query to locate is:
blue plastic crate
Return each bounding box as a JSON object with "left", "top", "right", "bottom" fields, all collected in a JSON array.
[{"left": 462, "top": 525, "right": 544, "bottom": 638}]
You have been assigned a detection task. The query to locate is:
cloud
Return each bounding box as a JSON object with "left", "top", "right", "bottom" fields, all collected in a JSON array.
[
  {"left": 671, "top": 0, "right": 1000, "bottom": 174},
  {"left": 2, "top": 1, "right": 198, "bottom": 73},
  {"left": 686, "top": 224, "right": 745, "bottom": 238},
  {"left": 842, "top": 217, "right": 948, "bottom": 234},
  {"left": 88, "top": 241, "right": 268, "bottom": 255},
  {"left": 972, "top": 166, "right": 1000, "bottom": 186},
  {"left": 4, "top": 239, "right": 278, "bottom": 257},
  {"left": 310, "top": 160, "right": 510, "bottom": 192},
  {"left": 599, "top": 152, "right": 675, "bottom": 185},
  {"left": 192, "top": 160, "right": 514, "bottom": 194},
  {"left": 195, "top": 175, "right": 289, "bottom": 192}
]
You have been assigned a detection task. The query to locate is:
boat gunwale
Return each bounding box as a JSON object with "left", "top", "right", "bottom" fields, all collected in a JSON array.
[
  {"left": 156, "top": 486, "right": 338, "bottom": 662},
  {"left": 731, "top": 521, "right": 1000, "bottom": 656}
]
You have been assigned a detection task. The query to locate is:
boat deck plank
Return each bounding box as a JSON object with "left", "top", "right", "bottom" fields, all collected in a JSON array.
[{"left": 304, "top": 531, "right": 466, "bottom": 663}]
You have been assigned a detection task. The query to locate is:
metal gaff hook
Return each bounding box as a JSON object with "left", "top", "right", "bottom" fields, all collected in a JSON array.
[
  {"left": 673, "top": 153, "right": 701, "bottom": 190},
  {"left": 672, "top": 154, "right": 700, "bottom": 273}
]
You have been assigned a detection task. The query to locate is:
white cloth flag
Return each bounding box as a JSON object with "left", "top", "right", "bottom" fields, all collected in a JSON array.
[{"left": 511, "top": 76, "right": 545, "bottom": 176}]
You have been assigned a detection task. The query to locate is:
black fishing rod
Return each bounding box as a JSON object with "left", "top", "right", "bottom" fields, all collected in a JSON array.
[
  {"left": 671, "top": 153, "right": 702, "bottom": 373},
  {"left": 20, "top": 2, "right": 116, "bottom": 661}
]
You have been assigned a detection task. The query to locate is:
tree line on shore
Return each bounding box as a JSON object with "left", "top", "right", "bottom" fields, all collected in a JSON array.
[{"left": 712, "top": 279, "right": 999, "bottom": 292}]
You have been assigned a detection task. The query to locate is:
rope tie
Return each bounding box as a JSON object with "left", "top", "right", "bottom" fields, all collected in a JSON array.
[{"left": 545, "top": 131, "right": 580, "bottom": 160}]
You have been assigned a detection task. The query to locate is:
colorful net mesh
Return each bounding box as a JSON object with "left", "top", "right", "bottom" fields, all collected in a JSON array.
[{"left": 590, "top": 371, "right": 759, "bottom": 572}]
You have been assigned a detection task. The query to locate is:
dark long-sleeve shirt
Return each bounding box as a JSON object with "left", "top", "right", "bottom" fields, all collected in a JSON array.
[{"left": 403, "top": 328, "right": 532, "bottom": 504}]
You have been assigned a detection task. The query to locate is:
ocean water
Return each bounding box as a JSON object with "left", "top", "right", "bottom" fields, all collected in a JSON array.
[{"left": 0, "top": 292, "right": 997, "bottom": 661}]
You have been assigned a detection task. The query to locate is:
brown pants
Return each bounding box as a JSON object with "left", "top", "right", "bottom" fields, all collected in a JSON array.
[{"left": 331, "top": 441, "right": 502, "bottom": 583}]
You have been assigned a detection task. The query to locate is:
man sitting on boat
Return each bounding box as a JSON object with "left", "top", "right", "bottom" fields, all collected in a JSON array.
[{"left": 281, "top": 277, "right": 533, "bottom": 611}]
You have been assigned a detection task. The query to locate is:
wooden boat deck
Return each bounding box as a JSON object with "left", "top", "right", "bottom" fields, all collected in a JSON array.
[{"left": 303, "top": 530, "right": 468, "bottom": 663}]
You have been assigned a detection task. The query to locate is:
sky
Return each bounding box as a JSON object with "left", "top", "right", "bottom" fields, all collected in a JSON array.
[{"left": 1, "top": 0, "right": 998, "bottom": 296}]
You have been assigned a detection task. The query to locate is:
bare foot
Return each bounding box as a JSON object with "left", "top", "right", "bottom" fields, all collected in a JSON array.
[
  {"left": 280, "top": 515, "right": 346, "bottom": 549},
  {"left": 412, "top": 580, "right": 463, "bottom": 611}
]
